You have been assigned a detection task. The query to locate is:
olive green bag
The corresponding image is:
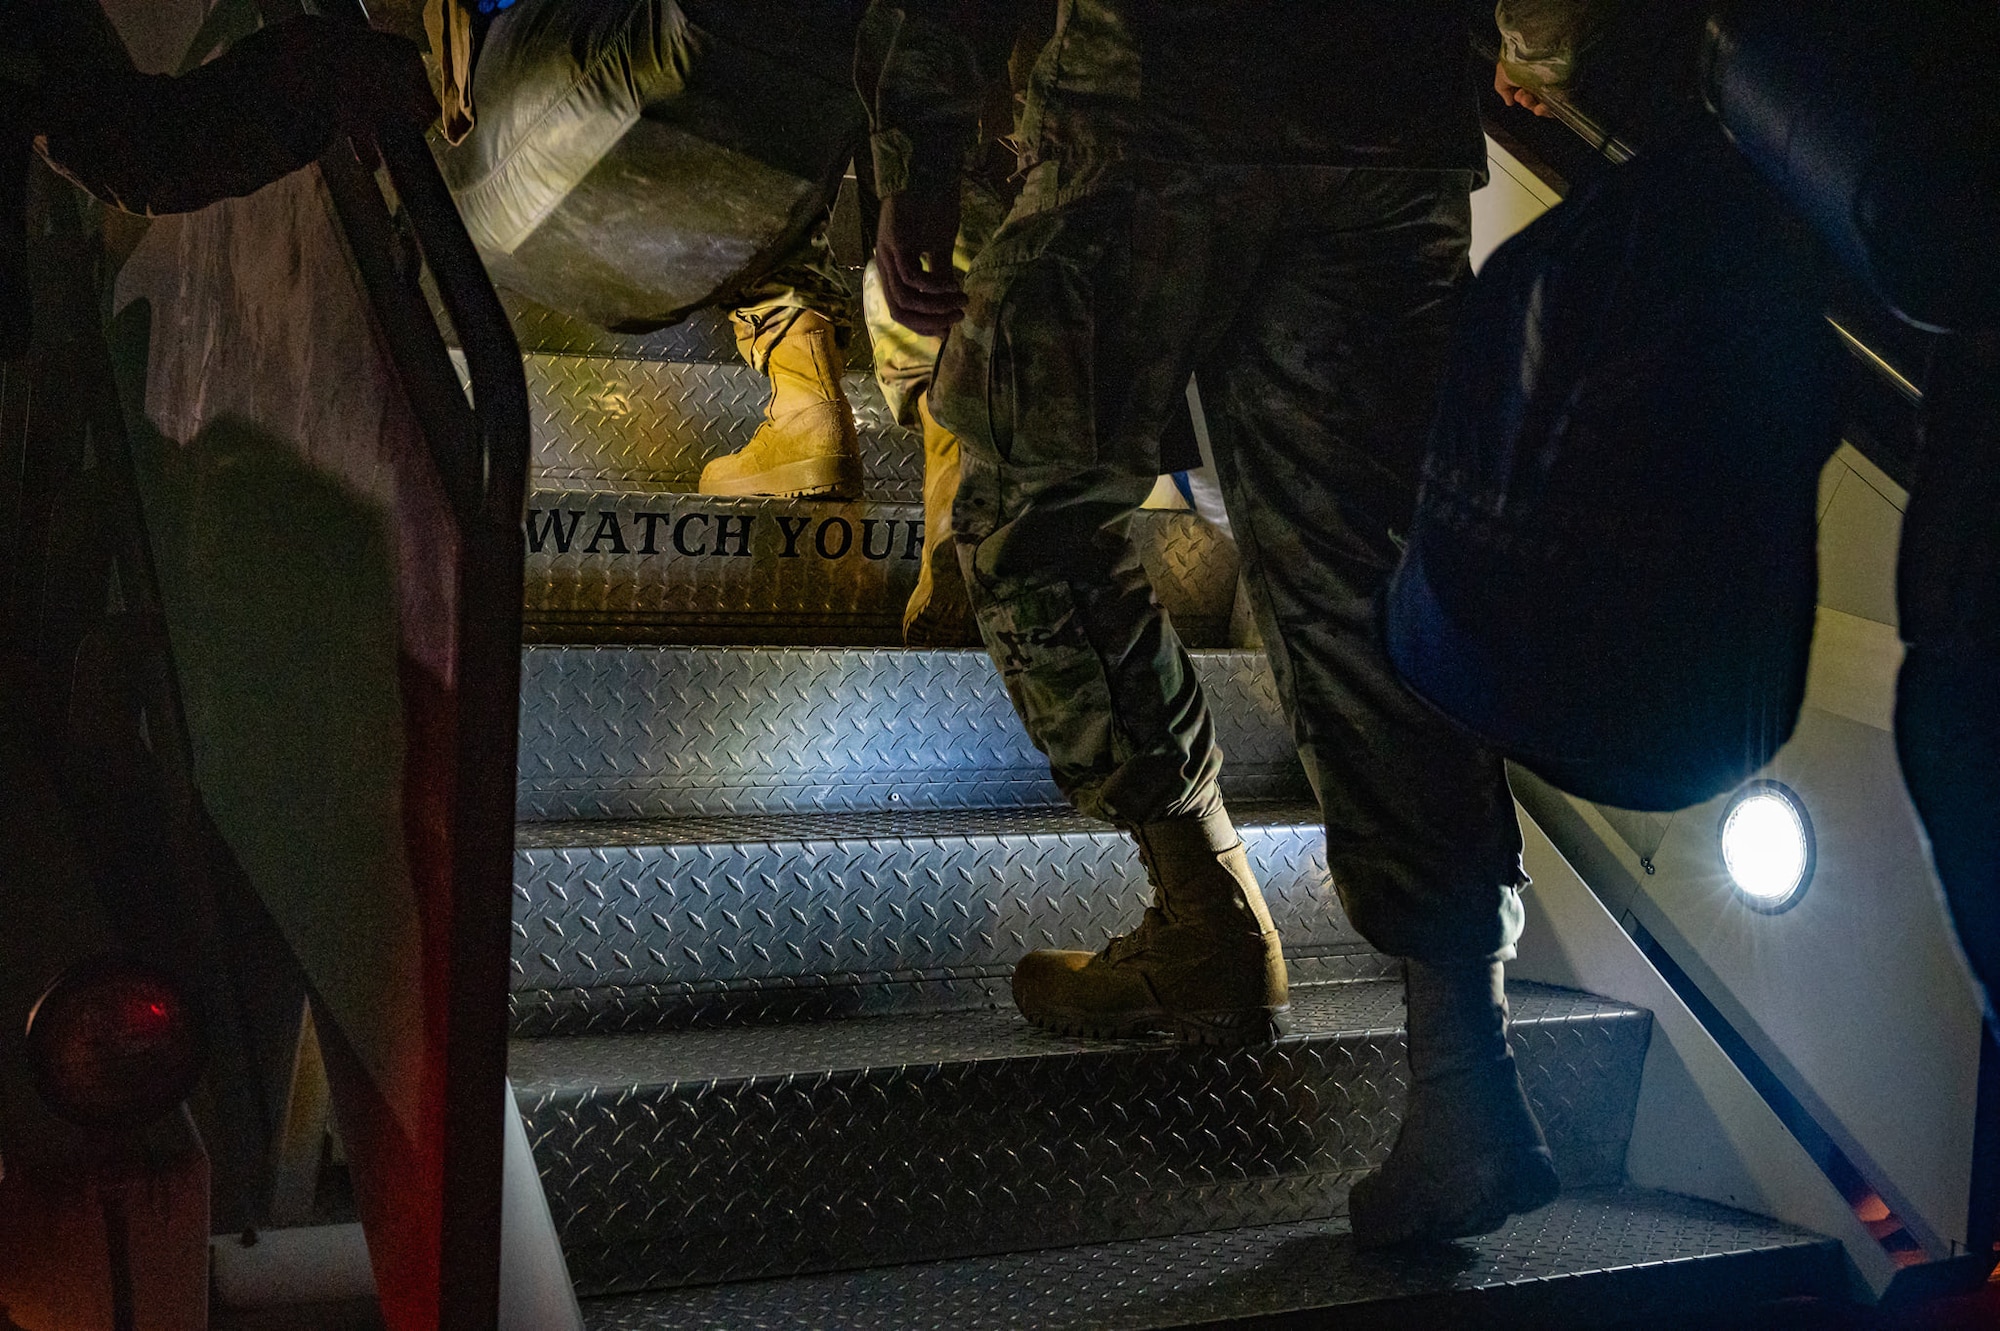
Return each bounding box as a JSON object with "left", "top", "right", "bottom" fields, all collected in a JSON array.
[{"left": 437, "top": 0, "right": 864, "bottom": 331}]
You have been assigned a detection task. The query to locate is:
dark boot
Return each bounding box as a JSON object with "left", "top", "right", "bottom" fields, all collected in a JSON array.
[
  {"left": 1348, "top": 959, "right": 1560, "bottom": 1247},
  {"left": 1011, "top": 809, "right": 1290, "bottom": 1046}
]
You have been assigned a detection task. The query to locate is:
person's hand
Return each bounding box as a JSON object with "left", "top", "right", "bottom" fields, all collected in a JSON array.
[
  {"left": 876, "top": 185, "right": 965, "bottom": 338},
  {"left": 1495, "top": 61, "right": 1554, "bottom": 118}
]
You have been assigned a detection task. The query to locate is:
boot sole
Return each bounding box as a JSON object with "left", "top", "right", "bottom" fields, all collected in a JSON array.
[
  {"left": 698, "top": 455, "right": 862, "bottom": 501},
  {"left": 1021, "top": 1003, "right": 1292, "bottom": 1048},
  {"left": 902, "top": 537, "right": 978, "bottom": 647},
  {"left": 1174, "top": 1004, "right": 1294, "bottom": 1047},
  {"left": 1348, "top": 1144, "right": 1562, "bottom": 1249},
  {"left": 903, "top": 603, "right": 980, "bottom": 649}
]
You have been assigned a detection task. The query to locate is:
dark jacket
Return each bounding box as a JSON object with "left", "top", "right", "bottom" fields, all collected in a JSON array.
[
  {"left": 858, "top": 0, "right": 1486, "bottom": 198},
  {"left": 1, "top": 3, "right": 396, "bottom": 355}
]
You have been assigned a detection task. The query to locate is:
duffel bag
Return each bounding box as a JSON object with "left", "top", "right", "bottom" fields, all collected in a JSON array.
[
  {"left": 438, "top": 0, "right": 866, "bottom": 331},
  {"left": 1703, "top": 0, "right": 1999, "bottom": 335},
  {"left": 1385, "top": 135, "right": 1840, "bottom": 811}
]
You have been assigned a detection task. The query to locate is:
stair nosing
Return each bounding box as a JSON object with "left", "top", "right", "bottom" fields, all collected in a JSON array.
[
  {"left": 571, "top": 1186, "right": 1840, "bottom": 1331},
  {"left": 513, "top": 799, "right": 1326, "bottom": 848},
  {"left": 507, "top": 980, "right": 1642, "bottom": 1093}
]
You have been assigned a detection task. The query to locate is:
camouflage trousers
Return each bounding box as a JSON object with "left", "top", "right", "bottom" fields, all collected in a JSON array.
[
  {"left": 864, "top": 168, "right": 1020, "bottom": 426},
  {"left": 729, "top": 225, "right": 857, "bottom": 373},
  {"left": 932, "top": 162, "right": 1528, "bottom": 964}
]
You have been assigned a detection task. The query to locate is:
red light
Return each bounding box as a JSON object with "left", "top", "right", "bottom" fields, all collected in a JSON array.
[
  {"left": 119, "top": 995, "right": 176, "bottom": 1036},
  {"left": 24, "top": 957, "right": 206, "bottom": 1130}
]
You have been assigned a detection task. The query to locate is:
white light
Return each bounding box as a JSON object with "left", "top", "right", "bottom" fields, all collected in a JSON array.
[{"left": 1722, "top": 789, "right": 1811, "bottom": 905}]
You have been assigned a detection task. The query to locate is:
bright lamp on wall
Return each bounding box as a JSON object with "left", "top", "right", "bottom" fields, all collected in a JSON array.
[{"left": 1720, "top": 781, "right": 1815, "bottom": 913}]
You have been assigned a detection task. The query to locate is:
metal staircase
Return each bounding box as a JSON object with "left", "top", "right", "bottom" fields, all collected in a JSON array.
[
  {"left": 494, "top": 292, "right": 1846, "bottom": 1327},
  {"left": 508, "top": 301, "right": 1242, "bottom": 647}
]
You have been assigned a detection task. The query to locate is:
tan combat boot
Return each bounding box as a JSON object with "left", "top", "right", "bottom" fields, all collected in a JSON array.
[
  {"left": 700, "top": 309, "right": 862, "bottom": 499},
  {"left": 903, "top": 393, "right": 978, "bottom": 647},
  {"left": 1348, "top": 959, "right": 1561, "bottom": 1247},
  {"left": 1012, "top": 809, "right": 1290, "bottom": 1046}
]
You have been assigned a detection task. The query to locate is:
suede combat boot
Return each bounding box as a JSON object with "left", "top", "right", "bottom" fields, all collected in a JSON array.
[
  {"left": 903, "top": 393, "right": 978, "bottom": 647},
  {"left": 1012, "top": 810, "right": 1290, "bottom": 1046},
  {"left": 1348, "top": 959, "right": 1561, "bottom": 1248},
  {"left": 700, "top": 309, "right": 862, "bottom": 499}
]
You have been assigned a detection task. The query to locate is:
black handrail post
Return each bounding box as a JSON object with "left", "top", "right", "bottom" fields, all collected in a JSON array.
[
  {"left": 361, "top": 117, "right": 528, "bottom": 1331},
  {"left": 310, "top": 5, "right": 533, "bottom": 1324}
]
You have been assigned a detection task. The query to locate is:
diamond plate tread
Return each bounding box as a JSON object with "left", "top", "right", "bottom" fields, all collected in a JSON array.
[
  {"left": 514, "top": 804, "right": 1215, "bottom": 849},
  {"left": 521, "top": 496, "right": 1239, "bottom": 649},
  {"left": 512, "top": 981, "right": 1651, "bottom": 1293},
  {"left": 509, "top": 952, "right": 1403, "bottom": 1038},
  {"left": 493, "top": 290, "right": 878, "bottom": 371},
  {"left": 578, "top": 1187, "right": 1842, "bottom": 1331},
  {"left": 503, "top": 297, "right": 746, "bottom": 365},
  {"left": 511, "top": 982, "right": 1626, "bottom": 1085},
  {"left": 509, "top": 802, "right": 1382, "bottom": 1035},
  {"left": 521, "top": 355, "right": 922, "bottom": 502},
  {"left": 513, "top": 800, "right": 1323, "bottom": 848},
  {"left": 515, "top": 647, "right": 1308, "bottom": 820}
]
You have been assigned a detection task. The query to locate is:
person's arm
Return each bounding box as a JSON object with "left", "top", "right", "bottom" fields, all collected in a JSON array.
[
  {"left": 28, "top": 10, "right": 434, "bottom": 217},
  {"left": 1493, "top": 0, "right": 1613, "bottom": 118},
  {"left": 857, "top": 1, "right": 1020, "bottom": 335}
]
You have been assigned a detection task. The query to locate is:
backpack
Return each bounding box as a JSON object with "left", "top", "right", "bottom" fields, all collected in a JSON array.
[{"left": 1385, "top": 135, "right": 1840, "bottom": 811}]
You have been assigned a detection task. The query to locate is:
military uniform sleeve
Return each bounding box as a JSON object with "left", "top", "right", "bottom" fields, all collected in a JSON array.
[
  {"left": 1495, "top": 0, "right": 1617, "bottom": 96},
  {"left": 857, "top": 1, "right": 1021, "bottom": 197}
]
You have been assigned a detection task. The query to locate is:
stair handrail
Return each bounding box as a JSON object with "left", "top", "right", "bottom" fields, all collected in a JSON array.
[
  {"left": 301, "top": 7, "right": 531, "bottom": 1326},
  {"left": 1471, "top": 22, "right": 1926, "bottom": 412},
  {"left": 369, "top": 119, "right": 531, "bottom": 531}
]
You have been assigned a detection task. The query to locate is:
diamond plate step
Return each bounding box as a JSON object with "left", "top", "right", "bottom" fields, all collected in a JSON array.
[
  {"left": 578, "top": 1187, "right": 1841, "bottom": 1331},
  {"left": 515, "top": 647, "right": 1309, "bottom": 820},
  {"left": 510, "top": 802, "right": 1392, "bottom": 1036},
  {"left": 494, "top": 289, "right": 878, "bottom": 370},
  {"left": 523, "top": 495, "right": 1240, "bottom": 647},
  {"left": 521, "top": 355, "right": 922, "bottom": 501},
  {"left": 503, "top": 295, "right": 756, "bottom": 365},
  {"left": 511, "top": 980, "right": 1651, "bottom": 1295}
]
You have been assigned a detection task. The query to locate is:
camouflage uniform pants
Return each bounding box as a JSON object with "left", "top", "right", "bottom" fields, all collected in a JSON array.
[
  {"left": 932, "top": 162, "right": 1528, "bottom": 964},
  {"left": 729, "top": 224, "right": 858, "bottom": 373},
  {"left": 864, "top": 166, "right": 1020, "bottom": 426}
]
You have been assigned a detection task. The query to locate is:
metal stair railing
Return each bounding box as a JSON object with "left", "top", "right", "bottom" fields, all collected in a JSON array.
[
  {"left": 1470, "top": 16, "right": 1929, "bottom": 424},
  {"left": 309, "top": 11, "right": 532, "bottom": 1324}
]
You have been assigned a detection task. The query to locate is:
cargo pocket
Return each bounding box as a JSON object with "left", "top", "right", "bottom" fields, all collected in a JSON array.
[
  {"left": 981, "top": 250, "right": 1098, "bottom": 471},
  {"left": 936, "top": 245, "right": 1098, "bottom": 550}
]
